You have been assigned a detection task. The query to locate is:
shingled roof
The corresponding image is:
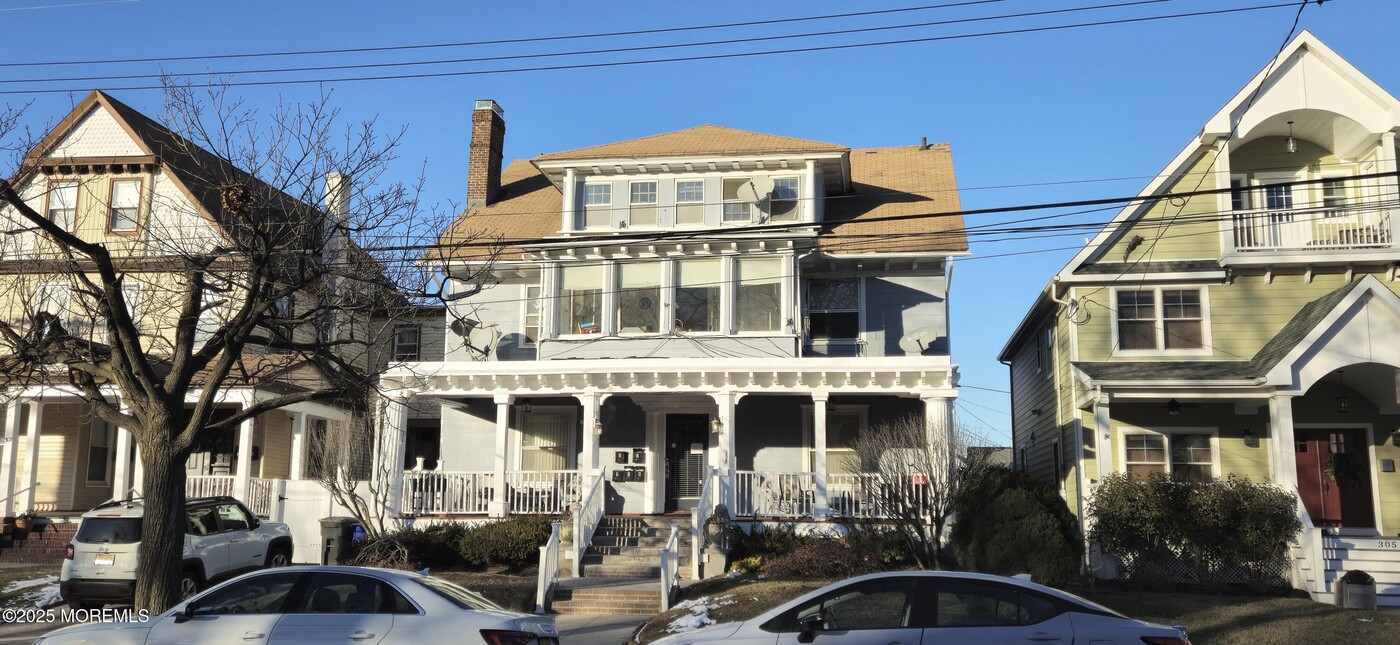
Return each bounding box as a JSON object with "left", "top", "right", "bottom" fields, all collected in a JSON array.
[{"left": 533, "top": 125, "right": 847, "bottom": 161}]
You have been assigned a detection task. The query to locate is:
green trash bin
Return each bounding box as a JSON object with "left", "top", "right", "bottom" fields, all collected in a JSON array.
[
  {"left": 319, "top": 516, "right": 359, "bottom": 565},
  {"left": 1335, "top": 569, "right": 1376, "bottom": 611}
]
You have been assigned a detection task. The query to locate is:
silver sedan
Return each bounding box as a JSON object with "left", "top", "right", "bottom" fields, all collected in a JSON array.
[
  {"left": 35, "top": 565, "right": 558, "bottom": 645},
  {"left": 653, "top": 571, "right": 1188, "bottom": 645}
]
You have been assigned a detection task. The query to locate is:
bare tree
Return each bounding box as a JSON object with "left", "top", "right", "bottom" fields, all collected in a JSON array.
[
  {"left": 307, "top": 397, "right": 391, "bottom": 539},
  {"left": 0, "top": 81, "right": 491, "bottom": 611},
  {"left": 842, "top": 414, "right": 996, "bottom": 569}
]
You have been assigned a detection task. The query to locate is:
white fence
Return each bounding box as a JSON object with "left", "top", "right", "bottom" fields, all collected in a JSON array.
[
  {"left": 246, "top": 478, "right": 275, "bottom": 518},
  {"left": 402, "top": 471, "right": 494, "bottom": 515},
  {"left": 187, "top": 475, "right": 235, "bottom": 499},
  {"left": 505, "top": 470, "right": 580, "bottom": 515}
]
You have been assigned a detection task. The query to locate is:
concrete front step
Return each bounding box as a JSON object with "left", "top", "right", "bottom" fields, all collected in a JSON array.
[
  {"left": 582, "top": 564, "right": 692, "bottom": 579},
  {"left": 551, "top": 598, "right": 659, "bottom": 615},
  {"left": 598, "top": 517, "right": 692, "bottom": 530},
  {"left": 584, "top": 551, "right": 692, "bottom": 565},
  {"left": 589, "top": 535, "right": 675, "bottom": 548}
]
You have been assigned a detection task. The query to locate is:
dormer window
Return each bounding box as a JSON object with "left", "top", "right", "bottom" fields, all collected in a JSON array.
[
  {"left": 583, "top": 183, "right": 611, "bottom": 228},
  {"left": 629, "top": 181, "right": 658, "bottom": 228},
  {"left": 675, "top": 180, "right": 705, "bottom": 225},
  {"left": 770, "top": 177, "right": 800, "bottom": 222},
  {"left": 722, "top": 178, "right": 753, "bottom": 223}
]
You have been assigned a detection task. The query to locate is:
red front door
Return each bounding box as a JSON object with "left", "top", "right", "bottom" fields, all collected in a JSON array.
[{"left": 1294, "top": 429, "right": 1374, "bottom": 529}]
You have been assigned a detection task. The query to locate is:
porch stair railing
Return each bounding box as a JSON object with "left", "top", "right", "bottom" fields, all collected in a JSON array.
[
  {"left": 535, "top": 521, "right": 561, "bottom": 614},
  {"left": 690, "top": 467, "right": 719, "bottom": 580},
  {"left": 572, "top": 469, "right": 605, "bottom": 577},
  {"left": 658, "top": 522, "right": 680, "bottom": 611}
]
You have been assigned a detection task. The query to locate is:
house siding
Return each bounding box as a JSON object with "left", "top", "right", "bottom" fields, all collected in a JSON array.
[
  {"left": 1007, "top": 311, "right": 1060, "bottom": 487},
  {"left": 1101, "top": 150, "right": 1222, "bottom": 264},
  {"left": 861, "top": 273, "right": 949, "bottom": 357}
]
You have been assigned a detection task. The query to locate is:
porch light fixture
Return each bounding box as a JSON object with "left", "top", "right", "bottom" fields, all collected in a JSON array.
[
  {"left": 593, "top": 422, "right": 603, "bottom": 436},
  {"left": 523, "top": 402, "right": 532, "bottom": 413},
  {"left": 1336, "top": 370, "right": 1351, "bottom": 414},
  {"left": 710, "top": 419, "right": 723, "bottom": 435},
  {"left": 1242, "top": 428, "right": 1258, "bottom": 448},
  {"left": 1286, "top": 121, "right": 1297, "bottom": 154},
  {"left": 1167, "top": 399, "right": 1182, "bottom": 416}
]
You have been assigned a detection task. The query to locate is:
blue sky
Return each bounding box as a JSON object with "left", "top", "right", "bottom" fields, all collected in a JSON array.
[{"left": 4, "top": 0, "right": 1395, "bottom": 442}]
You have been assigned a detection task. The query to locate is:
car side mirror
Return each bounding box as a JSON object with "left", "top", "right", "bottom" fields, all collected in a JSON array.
[
  {"left": 797, "top": 613, "right": 825, "bottom": 643},
  {"left": 173, "top": 605, "right": 196, "bottom": 624}
]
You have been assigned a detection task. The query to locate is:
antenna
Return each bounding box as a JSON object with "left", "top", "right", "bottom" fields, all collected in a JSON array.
[{"left": 736, "top": 177, "right": 775, "bottom": 205}]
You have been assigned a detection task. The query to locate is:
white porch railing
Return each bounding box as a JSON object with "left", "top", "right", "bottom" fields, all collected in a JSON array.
[
  {"left": 506, "top": 470, "right": 580, "bottom": 515},
  {"left": 246, "top": 478, "right": 275, "bottom": 518},
  {"left": 572, "top": 469, "right": 605, "bottom": 577},
  {"left": 187, "top": 475, "right": 235, "bottom": 499},
  {"left": 1232, "top": 207, "right": 1392, "bottom": 252},
  {"left": 535, "top": 520, "right": 561, "bottom": 614},
  {"left": 402, "top": 471, "right": 494, "bottom": 515},
  {"left": 828, "top": 473, "right": 894, "bottom": 520},
  {"left": 659, "top": 522, "right": 680, "bottom": 612},
  {"left": 733, "top": 471, "right": 816, "bottom": 519},
  {"left": 690, "top": 467, "right": 719, "bottom": 580}
]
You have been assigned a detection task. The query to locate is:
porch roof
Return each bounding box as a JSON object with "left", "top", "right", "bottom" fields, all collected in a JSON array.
[
  {"left": 382, "top": 356, "right": 957, "bottom": 398},
  {"left": 1075, "top": 279, "right": 1364, "bottom": 385}
]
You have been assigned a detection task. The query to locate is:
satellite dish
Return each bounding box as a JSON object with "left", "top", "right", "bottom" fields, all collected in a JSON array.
[
  {"left": 465, "top": 325, "right": 500, "bottom": 361},
  {"left": 736, "top": 177, "right": 775, "bottom": 205},
  {"left": 898, "top": 326, "right": 940, "bottom": 354}
]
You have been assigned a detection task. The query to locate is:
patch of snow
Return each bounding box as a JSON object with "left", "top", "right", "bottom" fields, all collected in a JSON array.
[
  {"left": 3, "top": 575, "right": 56, "bottom": 592},
  {"left": 19, "top": 583, "right": 61, "bottom": 609},
  {"left": 725, "top": 571, "right": 742, "bottom": 579},
  {"left": 665, "top": 595, "right": 739, "bottom": 633}
]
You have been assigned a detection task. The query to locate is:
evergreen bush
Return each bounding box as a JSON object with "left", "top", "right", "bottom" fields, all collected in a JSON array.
[{"left": 951, "top": 467, "right": 1082, "bottom": 586}]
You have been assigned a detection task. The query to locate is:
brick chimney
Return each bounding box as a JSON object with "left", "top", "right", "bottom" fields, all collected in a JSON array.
[{"left": 467, "top": 99, "right": 505, "bottom": 208}]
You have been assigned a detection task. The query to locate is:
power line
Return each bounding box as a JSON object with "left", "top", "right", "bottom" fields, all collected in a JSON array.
[{"left": 0, "top": 1, "right": 1302, "bottom": 95}]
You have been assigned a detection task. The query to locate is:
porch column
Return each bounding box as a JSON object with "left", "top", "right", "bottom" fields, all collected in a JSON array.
[
  {"left": 380, "top": 397, "right": 410, "bottom": 518},
  {"left": 1380, "top": 132, "right": 1399, "bottom": 243},
  {"left": 490, "top": 393, "right": 514, "bottom": 518},
  {"left": 1269, "top": 394, "right": 1299, "bottom": 492},
  {"left": 234, "top": 414, "right": 255, "bottom": 501},
  {"left": 710, "top": 392, "right": 738, "bottom": 511},
  {"left": 922, "top": 395, "right": 954, "bottom": 479},
  {"left": 579, "top": 392, "right": 600, "bottom": 472},
  {"left": 288, "top": 412, "right": 306, "bottom": 480},
  {"left": 112, "top": 425, "right": 133, "bottom": 501},
  {"left": 0, "top": 400, "right": 23, "bottom": 517},
  {"left": 1093, "top": 395, "right": 1113, "bottom": 478},
  {"left": 811, "top": 393, "right": 829, "bottom": 520},
  {"left": 20, "top": 402, "right": 44, "bottom": 513},
  {"left": 131, "top": 444, "right": 143, "bottom": 497}
]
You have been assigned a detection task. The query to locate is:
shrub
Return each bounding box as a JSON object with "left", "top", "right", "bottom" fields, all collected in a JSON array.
[
  {"left": 731, "top": 523, "right": 816, "bottom": 562},
  {"left": 347, "top": 523, "right": 467, "bottom": 570},
  {"left": 951, "top": 467, "right": 1081, "bottom": 586},
  {"left": 762, "top": 539, "right": 879, "bottom": 580},
  {"left": 731, "top": 555, "right": 763, "bottom": 573},
  {"left": 841, "top": 521, "right": 916, "bottom": 569},
  {"left": 458, "top": 516, "right": 553, "bottom": 569},
  {"left": 1089, "top": 473, "right": 1300, "bottom": 586}
]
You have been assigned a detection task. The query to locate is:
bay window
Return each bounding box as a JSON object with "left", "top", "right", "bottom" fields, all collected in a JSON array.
[
  {"left": 736, "top": 257, "right": 782, "bottom": 332},
  {"left": 617, "top": 261, "right": 661, "bottom": 334},
  {"left": 675, "top": 259, "right": 721, "bottom": 333},
  {"left": 560, "top": 264, "right": 604, "bottom": 335}
]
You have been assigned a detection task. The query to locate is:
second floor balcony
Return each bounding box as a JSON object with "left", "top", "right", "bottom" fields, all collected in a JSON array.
[{"left": 1231, "top": 203, "right": 1393, "bottom": 253}]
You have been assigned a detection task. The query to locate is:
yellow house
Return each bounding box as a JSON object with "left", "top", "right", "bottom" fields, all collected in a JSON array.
[
  {"left": 0, "top": 91, "right": 356, "bottom": 522},
  {"left": 999, "top": 31, "right": 1400, "bottom": 605}
]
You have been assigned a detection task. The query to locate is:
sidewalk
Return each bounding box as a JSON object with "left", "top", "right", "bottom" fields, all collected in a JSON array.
[{"left": 556, "top": 613, "right": 646, "bottom": 644}]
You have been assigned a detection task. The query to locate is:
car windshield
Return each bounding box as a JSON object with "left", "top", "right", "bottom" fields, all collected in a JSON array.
[
  {"left": 412, "top": 576, "right": 504, "bottom": 611},
  {"left": 75, "top": 518, "right": 142, "bottom": 544}
]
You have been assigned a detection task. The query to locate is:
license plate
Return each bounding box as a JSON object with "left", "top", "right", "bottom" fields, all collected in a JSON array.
[{"left": 94, "top": 554, "right": 114, "bottom": 566}]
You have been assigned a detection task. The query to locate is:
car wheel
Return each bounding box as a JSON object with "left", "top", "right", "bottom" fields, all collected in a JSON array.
[
  {"left": 266, "top": 547, "right": 290, "bottom": 568},
  {"left": 180, "top": 570, "right": 202, "bottom": 600}
]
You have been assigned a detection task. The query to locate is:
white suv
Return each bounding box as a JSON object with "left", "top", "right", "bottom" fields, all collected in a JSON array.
[{"left": 60, "top": 496, "right": 294, "bottom": 609}]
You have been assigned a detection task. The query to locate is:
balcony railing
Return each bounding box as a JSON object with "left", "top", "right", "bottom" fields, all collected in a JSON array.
[{"left": 1232, "top": 207, "right": 1392, "bottom": 252}]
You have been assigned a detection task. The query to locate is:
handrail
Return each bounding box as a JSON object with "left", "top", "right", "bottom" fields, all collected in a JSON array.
[
  {"left": 659, "top": 522, "right": 680, "bottom": 612},
  {"left": 535, "top": 520, "right": 561, "bottom": 614},
  {"left": 691, "top": 467, "right": 718, "bottom": 579},
  {"left": 1, "top": 482, "right": 41, "bottom": 509},
  {"left": 573, "top": 469, "right": 605, "bottom": 577}
]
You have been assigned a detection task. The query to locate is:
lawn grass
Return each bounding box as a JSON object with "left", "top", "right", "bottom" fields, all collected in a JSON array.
[
  {"left": 0, "top": 564, "right": 60, "bottom": 609},
  {"left": 634, "top": 574, "right": 1400, "bottom": 644},
  {"left": 432, "top": 571, "right": 538, "bottom": 613}
]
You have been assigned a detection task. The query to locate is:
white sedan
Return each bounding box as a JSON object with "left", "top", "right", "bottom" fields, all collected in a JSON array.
[
  {"left": 653, "top": 571, "right": 1189, "bottom": 645},
  {"left": 35, "top": 565, "right": 558, "bottom": 645}
]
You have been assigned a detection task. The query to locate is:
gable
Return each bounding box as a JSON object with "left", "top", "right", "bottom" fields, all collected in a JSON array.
[
  {"left": 1264, "top": 276, "right": 1400, "bottom": 392},
  {"left": 48, "top": 105, "right": 146, "bottom": 159}
]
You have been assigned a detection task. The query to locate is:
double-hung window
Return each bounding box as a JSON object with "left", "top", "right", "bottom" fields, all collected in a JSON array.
[
  {"left": 1321, "top": 178, "right": 1350, "bottom": 217},
  {"left": 1124, "top": 431, "right": 1213, "bottom": 482},
  {"left": 769, "top": 177, "right": 800, "bottom": 221},
  {"left": 582, "top": 184, "right": 611, "bottom": 228},
  {"left": 108, "top": 180, "right": 141, "bottom": 232},
  {"left": 735, "top": 258, "right": 783, "bottom": 332},
  {"left": 675, "top": 259, "right": 721, "bottom": 332},
  {"left": 628, "top": 181, "right": 658, "bottom": 228},
  {"left": 675, "top": 180, "right": 705, "bottom": 225},
  {"left": 722, "top": 178, "right": 752, "bottom": 223},
  {"left": 520, "top": 411, "right": 572, "bottom": 471},
  {"left": 86, "top": 421, "right": 115, "bottom": 486},
  {"left": 47, "top": 182, "right": 78, "bottom": 231},
  {"left": 521, "top": 285, "right": 541, "bottom": 347},
  {"left": 35, "top": 281, "right": 74, "bottom": 337},
  {"left": 560, "top": 264, "right": 604, "bottom": 335},
  {"left": 1114, "top": 287, "right": 1205, "bottom": 352},
  {"left": 806, "top": 279, "right": 859, "bottom": 342},
  {"left": 393, "top": 325, "right": 421, "bottom": 361},
  {"left": 617, "top": 262, "right": 661, "bottom": 334}
]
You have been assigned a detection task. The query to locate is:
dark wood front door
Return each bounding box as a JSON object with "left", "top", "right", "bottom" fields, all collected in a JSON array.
[
  {"left": 665, "top": 415, "right": 708, "bottom": 512},
  {"left": 1295, "top": 429, "right": 1374, "bottom": 529}
]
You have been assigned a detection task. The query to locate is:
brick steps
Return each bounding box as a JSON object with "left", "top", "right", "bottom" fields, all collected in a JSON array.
[{"left": 551, "top": 579, "right": 660, "bottom": 615}]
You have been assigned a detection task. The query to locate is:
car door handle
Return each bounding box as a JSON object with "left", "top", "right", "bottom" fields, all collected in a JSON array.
[
  {"left": 242, "top": 632, "right": 266, "bottom": 640},
  {"left": 1026, "top": 634, "right": 1062, "bottom": 642},
  {"left": 349, "top": 631, "right": 376, "bottom": 640}
]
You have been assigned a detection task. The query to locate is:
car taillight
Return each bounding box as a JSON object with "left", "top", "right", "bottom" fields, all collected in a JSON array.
[
  {"left": 479, "top": 629, "right": 540, "bottom": 645},
  {"left": 1142, "top": 637, "right": 1190, "bottom": 645},
  {"left": 64, "top": 544, "right": 74, "bottom": 560}
]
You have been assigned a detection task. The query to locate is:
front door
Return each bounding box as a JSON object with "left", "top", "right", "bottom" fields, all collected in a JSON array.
[
  {"left": 665, "top": 414, "right": 708, "bottom": 512},
  {"left": 1295, "top": 429, "right": 1375, "bottom": 529}
]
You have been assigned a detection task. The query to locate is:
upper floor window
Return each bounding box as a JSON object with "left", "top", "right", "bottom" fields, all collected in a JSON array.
[
  {"left": 393, "top": 325, "right": 421, "bottom": 361},
  {"left": 806, "top": 279, "right": 858, "bottom": 341},
  {"left": 47, "top": 182, "right": 78, "bottom": 232},
  {"left": 1230, "top": 175, "right": 1251, "bottom": 211},
  {"left": 675, "top": 180, "right": 705, "bottom": 226},
  {"left": 617, "top": 261, "right": 661, "bottom": 334},
  {"left": 722, "top": 178, "right": 753, "bottom": 223},
  {"left": 1114, "top": 287, "right": 1206, "bottom": 352},
  {"left": 582, "top": 184, "right": 611, "bottom": 228},
  {"left": 108, "top": 180, "right": 141, "bottom": 232},
  {"left": 628, "top": 181, "right": 658, "bottom": 228},
  {"left": 770, "top": 177, "right": 800, "bottom": 222},
  {"left": 1036, "top": 323, "right": 1054, "bottom": 375},
  {"left": 1321, "top": 178, "right": 1350, "bottom": 215},
  {"left": 560, "top": 264, "right": 604, "bottom": 335},
  {"left": 736, "top": 257, "right": 782, "bottom": 332},
  {"left": 675, "top": 259, "right": 720, "bottom": 333},
  {"left": 521, "top": 285, "right": 541, "bottom": 347}
]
